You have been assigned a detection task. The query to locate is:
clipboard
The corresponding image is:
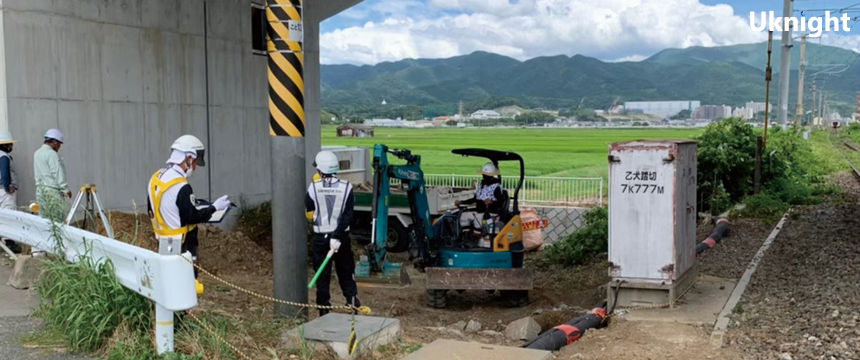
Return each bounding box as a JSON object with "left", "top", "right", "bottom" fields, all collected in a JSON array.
[{"left": 196, "top": 199, "right": 232, "bottom": 224}]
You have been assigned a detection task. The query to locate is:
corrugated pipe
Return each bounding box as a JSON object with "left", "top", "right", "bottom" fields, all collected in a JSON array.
[
  {"left": 522, "top": 302, "right": 608, "bottom": 351},
  {"left": 695, "top": 217, "right": 729, "bottom": 255}
]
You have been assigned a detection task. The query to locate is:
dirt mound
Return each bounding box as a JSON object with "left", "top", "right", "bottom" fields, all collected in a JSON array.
[{"left": 97, "top": 212, "right": 273, "bottom": 276}]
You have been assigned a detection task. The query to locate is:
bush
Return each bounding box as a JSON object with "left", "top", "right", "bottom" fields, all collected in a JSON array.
[
  {"left": 542, "top": 207, "right": 608, "bottom": 266},
  {"left": 697, "top": 119, "right": 830, "bottom": 216},
  {"left": 696, "top": 117, "right": 757, "bottom": 210}
]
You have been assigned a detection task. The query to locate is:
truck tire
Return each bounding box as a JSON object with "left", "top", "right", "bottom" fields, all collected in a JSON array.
[
  {"left": 385, "top": 219, "right": 410, "bottom": 253},
  {"left": 425, "top": 289, "right": 447, "bottom": 308}
]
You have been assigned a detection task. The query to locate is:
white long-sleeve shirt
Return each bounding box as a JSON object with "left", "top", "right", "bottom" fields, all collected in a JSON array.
[{"left": 34, "top": 144, "right": 68, "bottom": 194}]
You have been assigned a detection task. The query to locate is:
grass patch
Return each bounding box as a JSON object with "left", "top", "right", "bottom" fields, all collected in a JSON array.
[
  {"left": 323, "top": 126, "right": 702, "bottom": 178},
  {"left": 541, "top": 207, "right": 608, "bottom": 267}
]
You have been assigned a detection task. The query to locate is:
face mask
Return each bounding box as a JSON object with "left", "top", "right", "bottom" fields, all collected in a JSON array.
[{"left": 185, "top": 159, "right": 194, "bottom": 178}]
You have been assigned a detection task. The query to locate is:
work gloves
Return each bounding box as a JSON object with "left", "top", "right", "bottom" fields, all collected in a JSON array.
[
  {"left": 330, "top": 238, "right": 342, "bottom": 253},
  {"left": 213, "top": 195, "right": 231, "bottom": 211}
]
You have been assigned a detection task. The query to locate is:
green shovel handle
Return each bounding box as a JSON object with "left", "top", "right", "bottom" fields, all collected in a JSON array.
[{"left": 308, "top": 251, "right": 334, "bottom": 289}]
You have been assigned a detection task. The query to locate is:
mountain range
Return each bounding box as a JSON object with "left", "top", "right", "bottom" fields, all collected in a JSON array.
[{"left": 320, "top": 42, "right": 860, "bottom": 117}]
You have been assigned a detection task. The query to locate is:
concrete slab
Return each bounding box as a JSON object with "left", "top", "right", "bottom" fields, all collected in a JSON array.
[
  {"left": 401, "top": 339, "right": 552, "bottom": 360},
  {"left": 0, "top": 259, "right": 38, "bottom": 317},
  {"left": 619, "top": 275, "right": 736, "bottom": 326},
  {"left": 284, "top": 314, "right": 400, "bottom": 360},
  {"left": 8, "top": 255, "right": 42, "bottom": 289}
]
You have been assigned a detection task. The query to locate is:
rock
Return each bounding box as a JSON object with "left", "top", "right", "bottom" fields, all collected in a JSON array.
[
  {"left": 479, "top": 330, "right": 503, "bottom": 337},
  {"left": 571, "top": 354, "right": 586, "bottom": 359},
  {"left": 559, "top": 304, "right": 570, "bottom": 311},
  {"left": 808, "top": 336, "right": 820, "bottom": 343},
  {"left": 533, "top": 309, "right": 543, "bottom": 315},
  {"left": 831, "top": 310, "right": 840, "bottom": 318},
  {"left": 8, "top": 255, "right": 42, "bottom": 289},
  {"left": 780, "top": 353, "right": 793, "bottom": 360},
  {"left": 450, "top": 321, "right": 467, "bottom": 331},
  {"left": 442, "top": 328, "right": 465, "bottom": 338},
  {"left": 466, "top": 320, "right": 482, "bottom": 333},
  {"left": 505, "top": 317, "right": 541, "bottom": 341}
]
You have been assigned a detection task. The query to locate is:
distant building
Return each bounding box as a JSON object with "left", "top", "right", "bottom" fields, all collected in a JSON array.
[
  {"left": 402, "top": 120, "right": 434, "bottom": 128},
  {"left": 337, "top": 124, "right": 374, "bottom": 138},
  {"left": 745, "top": 101, "right": 770, "bottom": 114},
  {"left": 496, "top": 106, "right": 523, "bottom": 118},
  {"left": 471, "top": 110, "right": 501, "bottom": 119},
  {"left": 624, "top": 101, "right": 700, "bottom": 118},
  {"left": 364, "top": 118, "right": 402, "bottom": 127},
  {"left": 693, "top": 105, "right": 732, "bottom": 120}
]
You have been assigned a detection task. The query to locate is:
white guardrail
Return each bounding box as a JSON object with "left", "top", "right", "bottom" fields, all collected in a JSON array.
[
  {"left": 421, "top": 174, "right": 604, "bottom": 206},
  {"left": 0, "top": 209, "right": 195, "bottom": 354}
]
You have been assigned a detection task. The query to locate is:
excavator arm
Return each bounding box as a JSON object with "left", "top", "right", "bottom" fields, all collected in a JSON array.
[{"left": 368, "top": 144, "right": 435, "bottom": 273}]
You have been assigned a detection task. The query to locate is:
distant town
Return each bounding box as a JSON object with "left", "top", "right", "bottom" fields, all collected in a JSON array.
[{"left": 332, "top": 99, "right": 847, "bottom": 136}]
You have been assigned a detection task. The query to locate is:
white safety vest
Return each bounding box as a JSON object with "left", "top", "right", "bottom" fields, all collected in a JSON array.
[
  {"left": 308, "top": 179, "right": 352, "bottom": 234},
  {"left": 0, "top": 151, "right": 17, "bottom": 187}
]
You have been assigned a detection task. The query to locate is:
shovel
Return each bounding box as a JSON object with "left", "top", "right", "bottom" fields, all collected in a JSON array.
[{"left": 308, "top": 248, "right": 335, "bottom": 289}]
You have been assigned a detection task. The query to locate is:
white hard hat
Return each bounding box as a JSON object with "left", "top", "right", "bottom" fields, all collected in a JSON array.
[
  {"left": 44, "top": 129, "right": 63, "bottom": 143},
  {"left": 478, "top": 162, "right": 499, "bottom": 176},
  {"left": 0, "top": 131, "right": 16, "bottom": 145},
  {"left": 314, "top": 151, "right": 339, "bottom": 175},
  {"left": 171, "top": 135, "right": 206, "bottom": 166}
]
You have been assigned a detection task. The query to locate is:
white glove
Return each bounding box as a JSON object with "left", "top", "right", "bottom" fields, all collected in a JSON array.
[
  {"left": 330, "top": 238, "right": 342, "bottom": 253},
  {"left": 213, "top": 195, "right": 231, "bottom": 211}
]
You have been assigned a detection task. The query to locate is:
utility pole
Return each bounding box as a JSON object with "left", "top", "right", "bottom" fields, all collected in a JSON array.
[
  {"left": 821, "top": 92, "right": 826, "bottom": 123},
  {"left": 795, "top": 35, "right": 806, "bottom": 126},
  {"left": 765, "top": 31, "right": 774, "bottom": 147},
  {"left": 811, "top": 81, "right": 816, "bottom": 127},
  {"left": 267, "top": 0, "right": 308, "bottom": 318},
  {"left": 777, "top": 0, "right": 793, "bottom": 126}
]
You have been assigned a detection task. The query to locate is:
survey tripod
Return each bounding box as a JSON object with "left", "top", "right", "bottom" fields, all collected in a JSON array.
[{"left": 65, "top": 184, "right": 115, "bottom": 239}]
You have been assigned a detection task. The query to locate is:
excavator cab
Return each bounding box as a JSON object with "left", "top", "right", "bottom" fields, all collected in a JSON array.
[{"left": 423, "top": 149, "right": 532, "bottom": 308}]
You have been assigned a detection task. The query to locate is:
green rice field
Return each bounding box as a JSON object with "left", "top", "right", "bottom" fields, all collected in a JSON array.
[{"left": 322, "top": 127, "right": 703, "bottom": 179}]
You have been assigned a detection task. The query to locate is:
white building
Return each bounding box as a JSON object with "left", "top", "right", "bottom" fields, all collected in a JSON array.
[
  {"left": 624, "top": 101, "right": 701, "bottom": 118},
  {"left": 364, "top": 119, "right": 402, "bottom": 127},
  {"left": 471, "top": 110, "right": 502, "bottom": 119},
  {"left": 745, "top": 102, "right": 770, "bottom": 114},
  {"left": 693, "top": 105, "right": 732, "bottom": 120},
  {"left": 402, "top": 120, "right": 434, "bottom": 128}
]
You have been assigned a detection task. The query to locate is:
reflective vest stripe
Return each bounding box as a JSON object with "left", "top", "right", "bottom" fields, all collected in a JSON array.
[
  {"left": 148, "top": 169, "right": 196, "bottom": 239},
  {"left": 312, "top": 180, "right": 351, "bottom": 234}
]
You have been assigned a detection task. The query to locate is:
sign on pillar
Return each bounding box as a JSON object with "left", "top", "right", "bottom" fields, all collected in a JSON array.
[{"left": 266, "top": 0, "right": 305, "bottom": 137}]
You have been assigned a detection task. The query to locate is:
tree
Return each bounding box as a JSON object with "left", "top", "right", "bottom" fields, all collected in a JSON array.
[
  {"left": 559, "top": 107, "right": 607, "bottom": 121},
  {"left": 670, "top": 109, "right": 691, "bottom": 120},
  {"left": 517, "top": 111, "right": 555, "bottom": 125}
]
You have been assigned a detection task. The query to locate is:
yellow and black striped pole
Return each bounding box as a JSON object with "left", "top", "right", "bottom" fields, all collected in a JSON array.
[
  {"left": 266, "top": 0, "right": 304, "bottom": 137},
  {"left": 268, "top": 0, "right": 309, "bottom": 318}
]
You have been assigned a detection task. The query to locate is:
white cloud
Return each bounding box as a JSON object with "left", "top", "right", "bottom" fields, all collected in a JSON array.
[{"left": 320, "top": 0, "right": 765, "bottom": 65}]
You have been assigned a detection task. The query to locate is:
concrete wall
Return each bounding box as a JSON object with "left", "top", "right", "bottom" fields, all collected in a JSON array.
[
  {"left": 532, "top": 206, "right": 589, "bottom": 244},
  {"left": 0, "top": 0, "right": 272, "bottom": 211}
]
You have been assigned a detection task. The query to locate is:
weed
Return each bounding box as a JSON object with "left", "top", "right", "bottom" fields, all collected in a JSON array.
[
  {"left": 542, "top": 207, "right": 608, "bottom": 267},
  {"left": 733, "top": 302, "right": 744, "bottom": 314}
]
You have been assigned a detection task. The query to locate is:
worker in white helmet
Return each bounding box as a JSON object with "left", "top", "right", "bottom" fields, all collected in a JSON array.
[
  {"left": 34, "top": 129, "right": 71, "bottom": 220},
  {"left": 306, "top": 150, "right": 359, "bottom": 316},
  {"left": 454, "top": 162, "right": 506, "bottom": 245},
  {"left": 0, "top": 131, "right": 21, "bottom": 253},
  {"left": 147, "top": 135, "right": 231, "bottom": 282}
]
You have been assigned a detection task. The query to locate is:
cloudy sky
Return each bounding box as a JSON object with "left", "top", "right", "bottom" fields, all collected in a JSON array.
[{"left": 319, "top": 0, "right": 860, "bottom": 65}]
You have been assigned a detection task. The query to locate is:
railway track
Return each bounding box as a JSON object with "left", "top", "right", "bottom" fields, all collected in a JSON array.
[{"left": 830, "top": 134, "right": 860, "bottom": 181}]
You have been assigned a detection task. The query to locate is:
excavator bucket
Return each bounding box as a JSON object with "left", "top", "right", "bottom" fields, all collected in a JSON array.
[{"left": 355, "top": 256, "right": 411, "bottom": 288}]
